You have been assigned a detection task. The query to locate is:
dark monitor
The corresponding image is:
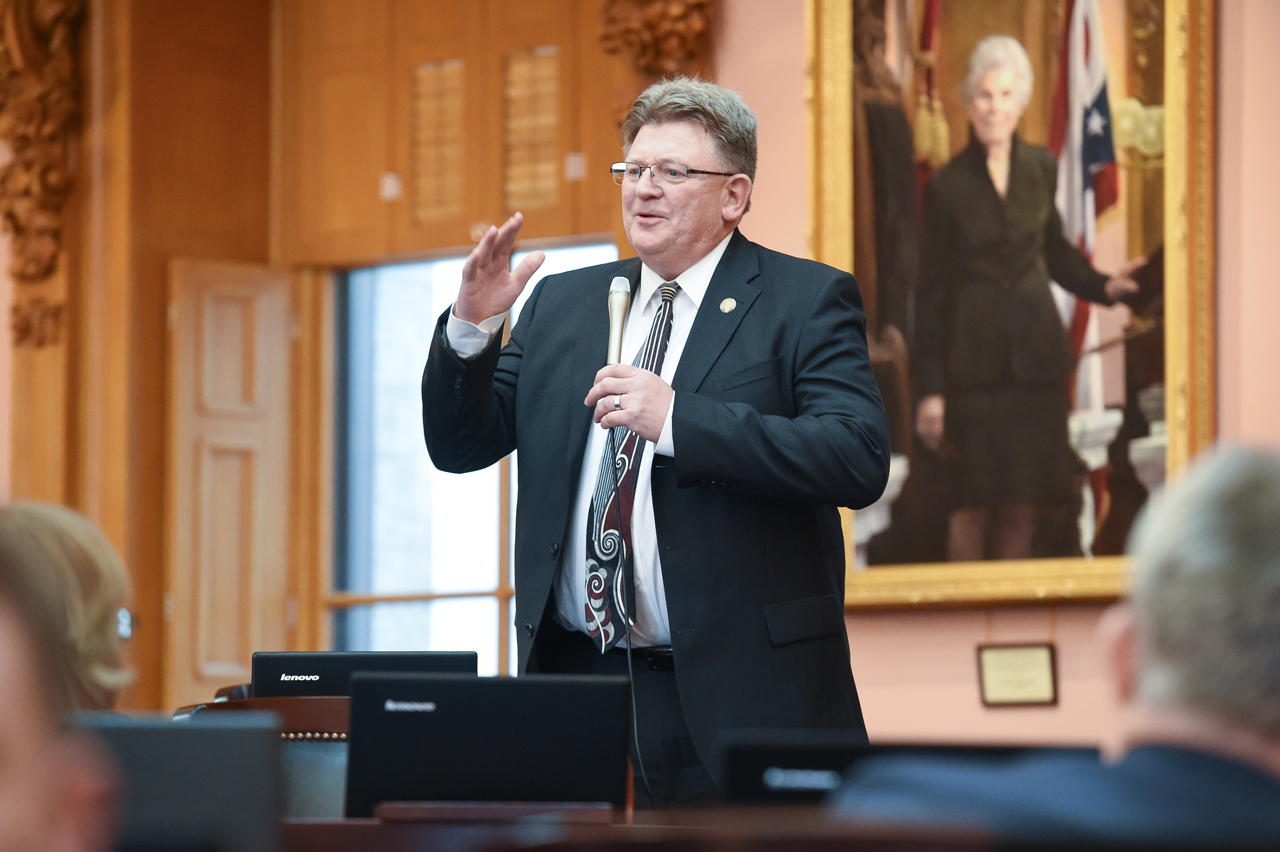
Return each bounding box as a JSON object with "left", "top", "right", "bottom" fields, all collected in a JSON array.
[
  {"left": 344, "top": 673, "right": 630, "bottom": 817},
  {"left": 250, "top": 651, "right": 478, "bottom": 697},
  {"left": 719, "top": 729, "right": 1100, "bottom": 804},
  {"left": 76, "top": 712, "right": 280, "bottom": 852}
]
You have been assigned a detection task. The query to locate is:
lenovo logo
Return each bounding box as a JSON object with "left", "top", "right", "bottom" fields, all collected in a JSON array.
[
  {"left": 384, "top": 699, "right": 436, "bottom": 713},
  {"left": 762, "top": 767, "right": 842, "bottom": 792},
  {"left": 280, "top": 674, "right": 321, "bottom": 681}
]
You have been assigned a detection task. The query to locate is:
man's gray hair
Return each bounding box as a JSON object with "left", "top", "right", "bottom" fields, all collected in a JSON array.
[
  {"left": 961, "top": 35, "right": 1034, "bottom": 110},
  {"left": 1128, "top": 445, "right": 1280, "bottom": 737},
  {"left": 621, "top": 77, "right": 758, "bottom": 181}
]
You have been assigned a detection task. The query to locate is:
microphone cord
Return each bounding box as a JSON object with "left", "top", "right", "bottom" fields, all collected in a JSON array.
[{"left": 606, "top": 424, "right": 656, "bottom": 808}]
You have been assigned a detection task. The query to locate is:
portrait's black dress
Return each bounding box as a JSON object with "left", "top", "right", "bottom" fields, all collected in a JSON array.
[{"left": 914, "top": 134, "right": 1113, "bottom": 508}]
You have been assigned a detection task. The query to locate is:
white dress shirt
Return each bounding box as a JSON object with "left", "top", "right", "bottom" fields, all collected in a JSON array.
[{"left": 444, "top": 233, "right": 733, "bottom": 648}]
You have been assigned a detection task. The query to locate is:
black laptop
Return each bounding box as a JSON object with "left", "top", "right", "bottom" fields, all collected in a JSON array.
[
  {"left": 344, "top": 673, "right": 631, "bottom": 817},
  {"left": 76, "top": 711, "right": 280, "bottom": 852},
  {"left": 250, "top": 651, "right": 478, "bottom": 697},
  {"left": 719, "top": 728, "right": 1100, "bottom": 804}
]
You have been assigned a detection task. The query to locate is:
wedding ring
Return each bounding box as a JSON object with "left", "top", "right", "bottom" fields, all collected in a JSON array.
[{"left": 614, "top": 394, "right": 623, "bottom": 410}]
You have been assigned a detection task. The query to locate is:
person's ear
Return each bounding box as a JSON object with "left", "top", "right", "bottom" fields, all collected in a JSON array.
[
  {"left": 49, "top": 733, "right": 119, "bottom": 852},
  {"left": 1098, "top": 602, "right": 1139, "bottom": 705},
  {"left": 721, "top": 174, "right": 752, "bottom": 222}
]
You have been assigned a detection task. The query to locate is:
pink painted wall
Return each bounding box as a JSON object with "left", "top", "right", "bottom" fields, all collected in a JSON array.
[
  {"left": 713, "top": 0, "right": 1280, "bottom": 745},
  {"left": 712, "top": 0, "right": 811, "bottom": 260},
  {"left": 847, "top": 605, "right": 1119, "bottom": 748},
  {"left": 1217, "top": 0, "right": 1280, "bottom": 446}
]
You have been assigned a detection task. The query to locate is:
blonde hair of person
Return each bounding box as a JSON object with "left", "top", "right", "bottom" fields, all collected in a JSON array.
[{"left": 0, "top": 503, "right": 133, "bottom": 712}]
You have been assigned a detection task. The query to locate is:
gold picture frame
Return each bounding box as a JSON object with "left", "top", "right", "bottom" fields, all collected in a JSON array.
[{"left": 809, "top": 0, "right": 1216, "bottom": 607}]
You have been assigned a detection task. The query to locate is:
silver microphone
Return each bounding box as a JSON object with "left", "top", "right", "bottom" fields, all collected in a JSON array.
[{"left": 607, "top": 276, "right": 630, "bottom": 365}]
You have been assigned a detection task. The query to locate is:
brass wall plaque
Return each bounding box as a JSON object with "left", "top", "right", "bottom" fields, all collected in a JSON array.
[{"left": 977, "top": 643, "right": 1058, "bottom": 707}]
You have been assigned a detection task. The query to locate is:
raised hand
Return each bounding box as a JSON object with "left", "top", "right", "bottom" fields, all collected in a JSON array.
[{"left": 454, "top": 213, "right": 546, "bottom": 324}]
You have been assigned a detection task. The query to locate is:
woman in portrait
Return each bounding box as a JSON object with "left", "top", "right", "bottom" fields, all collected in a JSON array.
[{"left": 913, "top": 35, "right": 1141, "bottom": 562}]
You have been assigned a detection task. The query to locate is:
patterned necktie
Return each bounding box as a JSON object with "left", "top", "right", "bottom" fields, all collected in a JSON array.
[{"left": 585, "top": 283, "right": 678, "bottom": 651}]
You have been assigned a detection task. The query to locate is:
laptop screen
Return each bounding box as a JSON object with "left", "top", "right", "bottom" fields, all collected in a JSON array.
[
  {"left": 76, "top": 712, "right": 281, "bottom": 852},
  {"left": 251, "top": 651, "right": 479, "bottom": 697},
  {"left": 344, "top": 673, "right": 631, "bottom": 817}
]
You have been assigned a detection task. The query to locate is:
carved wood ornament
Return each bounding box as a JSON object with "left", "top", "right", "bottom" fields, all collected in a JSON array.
[
  {"left": 0, "top": 0, "right": 82, "bottom": 286},
  {"left": 600, "top": 0, "right": 709, "bottom": 78}
]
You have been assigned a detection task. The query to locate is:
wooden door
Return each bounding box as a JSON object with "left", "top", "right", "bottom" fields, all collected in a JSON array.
[{"left": 166, "top": 259, "right": 292, "bottom": 709}]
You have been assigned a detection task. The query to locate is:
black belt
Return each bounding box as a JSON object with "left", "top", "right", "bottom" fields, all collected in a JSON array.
[{"left": 610, "top": 644, "right": 675, "bottom": 671}]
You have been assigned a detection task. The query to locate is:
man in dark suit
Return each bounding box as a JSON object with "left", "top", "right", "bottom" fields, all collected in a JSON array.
[
  {"left": 832, "top": 446, "right": 1280, "bottom": 848},
  {"left": 423, "top": 78, "right": 890, "bottom": 806}
]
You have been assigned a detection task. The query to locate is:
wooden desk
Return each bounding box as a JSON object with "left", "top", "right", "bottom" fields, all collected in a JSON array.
[{"left": 283, "top": 807, "right": 992, "bottom": 852}]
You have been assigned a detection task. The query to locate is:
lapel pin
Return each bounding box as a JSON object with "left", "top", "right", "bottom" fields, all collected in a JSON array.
[{"left": 720, "top": 298, "right": 737, "bottom": 313}]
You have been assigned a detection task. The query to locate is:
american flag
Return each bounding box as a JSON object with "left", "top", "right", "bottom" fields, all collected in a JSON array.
[{"left": 1049, "top": 0, "right": 1118, "bottom": 411}]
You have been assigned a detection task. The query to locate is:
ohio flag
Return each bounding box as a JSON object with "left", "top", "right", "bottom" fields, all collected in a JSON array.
[{"left": 1048, "top": 0, "right": 1117, "bottom": 412}]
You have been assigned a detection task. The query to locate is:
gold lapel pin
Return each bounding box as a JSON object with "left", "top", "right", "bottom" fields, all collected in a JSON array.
[{"left": 720, "top": 298, "right": 737, "bottom": 313}]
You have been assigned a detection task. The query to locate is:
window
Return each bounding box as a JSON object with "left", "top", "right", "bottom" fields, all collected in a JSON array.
[{"left": 334, "top": 242, "right": 618, "bottom": 674}]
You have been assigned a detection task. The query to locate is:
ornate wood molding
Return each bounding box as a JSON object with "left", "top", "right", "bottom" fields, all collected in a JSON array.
[
  {"left": 844, "top": 557, "right": 1128, "bottom": 609},
  {"left": 10, "top": 293, "right": 61, "bottom": 345},
  {"left": 600, "top": 0, "right": 709, "bottom": 79},
  {"left": 0, "top": 0, "right": 84, "bottom": 289},
  {"left": 808, "top": 0, "right": 853, "bottom": 271}
]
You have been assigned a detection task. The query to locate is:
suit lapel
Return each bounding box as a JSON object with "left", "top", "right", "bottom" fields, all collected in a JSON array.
[
  {"left": 672, "top": 231, "right": 761, "bottom": 393},
  {"left": 1003, "top": 134, "right": 1029, "bottom": 218},
  {"left": 564, "top": 259, "right": 643, "bottom": 473}
]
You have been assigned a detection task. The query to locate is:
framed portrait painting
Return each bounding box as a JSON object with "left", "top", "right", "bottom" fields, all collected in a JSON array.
[{"left": 809, "top": 0, "right": 1216, "bottom": 606}]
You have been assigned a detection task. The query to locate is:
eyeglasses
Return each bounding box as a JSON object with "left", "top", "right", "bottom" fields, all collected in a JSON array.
[
  {"left": 610, "top": 161, "right": 737, "bottom": 186},
  {"left": 117, "top": 607, "right": 134, "bottom": 641}
]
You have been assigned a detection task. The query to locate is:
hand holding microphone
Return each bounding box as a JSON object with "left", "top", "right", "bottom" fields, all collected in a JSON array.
[
  {"left": 587, "top": 276, "right": 673, "bottom": 443},
  {"left": 607, "top": 276, "right": 630, "bottom": 365}
]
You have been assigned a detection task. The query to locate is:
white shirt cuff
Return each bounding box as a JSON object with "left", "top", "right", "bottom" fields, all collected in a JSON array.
[
  {"left": 445, "top": 306, "right": 507, "bottom": 358},
  {"left": 655, "top": 393, "right": 675, "bottom": 456}
]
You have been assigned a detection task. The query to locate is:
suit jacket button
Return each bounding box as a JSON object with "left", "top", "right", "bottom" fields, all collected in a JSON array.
[
  {"left": 525, "top": 623, "right": 535, "bottom": 638},
  {"left": 549, "top": 542, "right": 560, "bottom": 556}
]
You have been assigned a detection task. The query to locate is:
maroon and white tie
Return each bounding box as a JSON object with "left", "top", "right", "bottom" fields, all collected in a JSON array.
[{"left": 584, "top": 283, "right": 678, "bottom": 651}]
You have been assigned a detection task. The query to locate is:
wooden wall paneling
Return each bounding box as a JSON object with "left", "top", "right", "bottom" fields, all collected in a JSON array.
[
  {"left": 9, "top": 264, "right": 71, "bottom": 503},
  {"left": 289, "top": 268, "right": 335, "bottom": 652},
  {"left": 576, "top": 0, "right": 647, "bottom": 251},
  {"left": 133, "top": 2, "right": 272, "bottom": 260},
  {"left": 279, "top": 0, "right": 393, "bottom": 266},
  {"left": 128, "top": 0, "right": 272, "bottom": 709},
  {"left": 486, "top": 0, "right": 579, "bottom": 242},
  {"left": 167, "top": 259, "right": 291, "bottom": 709},
  {"left": 78, "top": 0, "right": 139, "bottom": 703},
  {"left": 389, "top": 0, "right": 493, "bottom": 254}
]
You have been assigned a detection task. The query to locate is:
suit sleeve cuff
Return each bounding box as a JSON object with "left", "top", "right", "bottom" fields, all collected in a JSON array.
[
  {"left": 654, "top": 393, "right": 676, "bottom": 456},
  {"left": 445, "top": 306, "right": 507, "bottom": 359}
]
